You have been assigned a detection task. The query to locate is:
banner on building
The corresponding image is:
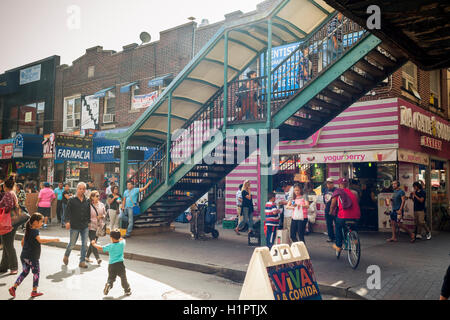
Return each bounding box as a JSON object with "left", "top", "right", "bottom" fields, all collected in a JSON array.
[
  {"left": 398, "top": 149, "right": 429, "bottom": 166},
  {"left": 16, "top": 160, "right": 39, "bottom": 174},
  {"left": 19, "top": 64, "right": 41, "bottom": 85},
  {"left": 132, "top": 91, "right": 158, "bottom": 110},
  {"left": 42, "top": 133, "right": 56, "bottom": 159},
  {"left": 300, "top": 149, "right": 397, "bottom": 164},
  {"left": 0, "top": 140, "right": 14, "bottom": 159},
  {"left": 81, "top": 95, "right": 100, "bottom": 130}
]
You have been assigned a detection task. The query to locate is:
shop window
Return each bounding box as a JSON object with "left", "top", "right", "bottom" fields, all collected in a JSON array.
[
  {"left": 429, "top": 70, "right": 441, "bottom": 110},
  {"left": 402, "top": 61, "right": 421, "bottom": 100},
  {"left": 8, "top": 102, "right": 45, "bottom": 136},
  {"left": 103, "top": 91, "right": 116, "bottom": 124},
  {"left": 64, "top": 96, "right": 81, "bottom": 132}
]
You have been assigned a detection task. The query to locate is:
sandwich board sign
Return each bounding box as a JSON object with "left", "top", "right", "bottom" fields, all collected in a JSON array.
[{"left": 239, "top": 242, "right": 321, "bottom": 300}]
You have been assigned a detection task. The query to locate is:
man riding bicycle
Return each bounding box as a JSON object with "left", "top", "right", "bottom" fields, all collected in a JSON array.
[{"left": 329, "top": 178, "right": 361, "bottom": 254}]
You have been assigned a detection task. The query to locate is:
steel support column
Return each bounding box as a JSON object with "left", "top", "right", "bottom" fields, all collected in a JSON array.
[
  {"left": 119, "top": 139, "right": 129, "bottom": 195},
  {"left": 223, "top": 32, "right": 229, "bottom": 130},
  {"left": 165, "top": 94, "right": 172, "bottom": 185}
]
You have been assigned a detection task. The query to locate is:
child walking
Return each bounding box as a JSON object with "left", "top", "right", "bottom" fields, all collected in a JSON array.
[
  {"left": 91, "top": 229, "right": 131, "bottom": 296},
  {"left": 9, "top": 213, "right": 59, "bottom": 298},
  {"left": 265, "top": 192, "right": 281, "bottom": 249}
]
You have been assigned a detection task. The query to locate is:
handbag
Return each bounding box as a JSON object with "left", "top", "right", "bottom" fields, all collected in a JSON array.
[
  {"left": 132, "top": 203, "right": 141, "bottom": 216},
  {"left": 91, "top": 203, "right": 106, "bottom": 237},
  {"left": 11, "top": 206, "right": 30, "bottom": 228},
  {"left": 0, "top": 207, "right": 13, "bottom": 235}
]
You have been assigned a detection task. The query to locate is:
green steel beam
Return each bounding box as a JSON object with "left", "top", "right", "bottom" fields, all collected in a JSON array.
[
  {"left": 266, "top": 18, "right": 273, "bottom": 129},
  {"left": 185, "top": 77, "right": 220, "bottom": 89},
  {"left": 119, "top": 139, "right": 129, "bottom": 195},
  {"left": 165, "top": 94, "right": 172, "bottom": 185},
  {"left": 273, "top": 34, "right": 381, "bottom": 128},
  {"left": 271, "top": 21, "right": 301, "bottom": 41},
  {"left": 136, "top": 129, "right": 168, "bottom": 136},
  {"left": 223, "top": 32, "right": 229, "bottom": 130},
  {"left": 273, "top": 16, "right": 307, "bottom": 36},
  {"left": 252, "top": 25, "right": 285, "bottom": 45},
  {"left": 203, "top": 58, "right": 240, "bottom": 73},
  {"left": 228, "top": 38, "right": 259, "bottom": 53},
  {"left": 308, "top": 0, "right": 330, "bottom": 15},
  {"left": 171, "top": 96, "right": 204, "bottom": 107},
  {"left": 232, "top": 29, "right": 268, "bottom": 47}
]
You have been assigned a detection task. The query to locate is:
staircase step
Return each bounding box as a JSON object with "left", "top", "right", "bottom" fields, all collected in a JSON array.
[
  {"left": 322, "top": 89, "right": 352, "bottom": 103},
  {"left": 291, "top": 114, "right": 323, "bottom": 125},
  {"left": 367, "top": 50, "right": 396, "bottom": 68},
  {"left": 355, "top": 59, "right": 385, "bottom": 77},
  {"left": 343, "top": 70, "right": 373, "bottom": 87},
  {"left": 309, "top": 98, "right": 340, "bottom": 111},
  {"left": 331, "top": 79, "right": 361, "bottom": 95}
]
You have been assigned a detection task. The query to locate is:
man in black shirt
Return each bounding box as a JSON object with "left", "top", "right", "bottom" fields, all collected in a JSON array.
[
  {"left": 441, "top": 265, "right": 450, "bottom": 300},
  {"left": 63, "top": 182, "right": 91, "bottom": 268},
  {"left": 61, "top": 183, "right": 72, "bottom": 228},
  {"left": 323, "top": 178, "right": 337, "bottom": 243},
  {"left": 411, "top": 182, "right": 431, "bottom": 240}
]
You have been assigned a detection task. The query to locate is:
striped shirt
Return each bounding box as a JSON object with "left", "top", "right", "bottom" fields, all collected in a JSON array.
[{"left": 265, "top": 201, "right": 280, "bottom": 226}]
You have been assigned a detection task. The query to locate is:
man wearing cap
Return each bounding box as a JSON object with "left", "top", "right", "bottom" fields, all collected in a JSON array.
[
  {"left": 323, "top": 178, "right": 337, "bottom": 243},
  {"left": 329, "top": 178, "right": 361, "bottom": 253}
]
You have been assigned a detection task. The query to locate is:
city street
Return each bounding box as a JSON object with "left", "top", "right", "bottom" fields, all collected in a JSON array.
[{"left": 0, "top": 240, "right": 350, "bottom": 300}]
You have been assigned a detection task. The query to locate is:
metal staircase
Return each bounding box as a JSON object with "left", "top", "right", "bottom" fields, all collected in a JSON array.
[{"left": 110, "top": 0, "right": 408, "bottom": 228}]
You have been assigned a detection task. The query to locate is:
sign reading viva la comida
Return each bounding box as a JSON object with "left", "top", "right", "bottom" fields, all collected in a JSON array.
[
  {"left": 268, "top": 260, "right": 321, "bottom": 300},
  {"left": 55, "top": 135, "right": 92, "bottom": 162}
]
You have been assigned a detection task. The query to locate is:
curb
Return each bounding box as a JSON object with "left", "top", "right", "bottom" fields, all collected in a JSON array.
[{"left": 14, "top": 233, "right": 367, "bottom": 300}]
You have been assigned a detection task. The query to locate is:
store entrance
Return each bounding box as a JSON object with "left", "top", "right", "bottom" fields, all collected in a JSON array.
[
  {"left": 430, "top": 160, "right": 449, "bottom": 231},
  {"left": 353, "top": 163, "right": 379, "bottom": 231}
]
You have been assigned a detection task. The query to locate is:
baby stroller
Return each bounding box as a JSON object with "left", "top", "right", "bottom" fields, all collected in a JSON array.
[{"left": 198, "top": 203, "right": 219, "bottom": 239}]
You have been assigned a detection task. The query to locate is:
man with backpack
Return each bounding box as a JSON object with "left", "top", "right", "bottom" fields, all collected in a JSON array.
[{"left": 329, "top": 178, "right": 361, "bottom": 254}]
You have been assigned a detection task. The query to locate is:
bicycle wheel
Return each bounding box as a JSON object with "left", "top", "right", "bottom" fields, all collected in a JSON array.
[{"left": 347, "top": 230, "right": 361, "bottom": 269}]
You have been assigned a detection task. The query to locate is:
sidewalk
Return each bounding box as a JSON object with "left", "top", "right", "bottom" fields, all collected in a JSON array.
[{"left": 16, "top": 222, "right": 450, "bottom": 300}]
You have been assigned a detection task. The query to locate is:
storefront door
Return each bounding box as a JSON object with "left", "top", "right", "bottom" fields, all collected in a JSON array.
[{"left": 430, "top": 160, "right": 449, "bottom": 231}]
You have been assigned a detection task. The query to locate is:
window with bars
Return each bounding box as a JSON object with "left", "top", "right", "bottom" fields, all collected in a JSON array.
[{"left": 64, "top": 96, "right": 81, "bottom": 131}]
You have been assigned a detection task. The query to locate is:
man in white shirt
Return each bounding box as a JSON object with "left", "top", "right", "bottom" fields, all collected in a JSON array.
[{"left": 106, "top": 182, "right": 115, "bottom": 196}]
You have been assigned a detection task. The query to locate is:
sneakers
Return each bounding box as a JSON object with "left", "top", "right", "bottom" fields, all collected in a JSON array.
[
  {"left": 31, "top": 291, "right": 44, "bottom": 298},
  {"left": 43, "top": 224, "right": 47, "bottom": 229},
  {"left": 124, "top": 288, "right": 132, "bottom": 296},
  {"left": 104, "top": 283, "right": 112, "bottom": 295},
  {"left": 8, "top": 287, "right": 16, "bottom": 298},
  {"left": 415, "top": 234, "right": 423, "bottom": 239},
  {"left": 97, "top": 259, "right": 102, "bottom": 265},
  {"left": 332, "top": 244, "right": 342, "bottom": 253},
  {"left": 426, "top": 233, "right": 432, "bottom": 240},
  {"left": 79, "top": 262, "right": 88, "bottom": 269},
  {"left": 63, "top": 255, "right": 69, "bottom": 265}
]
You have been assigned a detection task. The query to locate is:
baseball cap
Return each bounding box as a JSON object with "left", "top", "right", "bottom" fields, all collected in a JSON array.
[
  {"left": 43, "top": 182, "right": 51, "bottom": 187},
  {"left": 337, "top": 178, "right": 348, "bottom": 184},
  {"left": 326, "top": 178, "right": 334, "bottom": 183}
]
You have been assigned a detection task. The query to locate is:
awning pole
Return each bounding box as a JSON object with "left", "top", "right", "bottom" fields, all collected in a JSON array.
[{"left": 223, "top": 32, "right": 229, "bottom": 130}]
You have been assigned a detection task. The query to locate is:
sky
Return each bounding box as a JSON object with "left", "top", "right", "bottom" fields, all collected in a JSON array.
[{"left": 0, "top": 0, "right": 263, "bottom": 73}]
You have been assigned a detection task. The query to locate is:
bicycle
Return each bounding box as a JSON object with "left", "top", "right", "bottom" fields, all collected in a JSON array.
[{"left": 336, "top": 220, "right": 361, "bottom": 269}]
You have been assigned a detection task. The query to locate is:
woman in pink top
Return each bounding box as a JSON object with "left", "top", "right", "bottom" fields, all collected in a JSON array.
[
  {"left": 36, "top": 182, "right": 56, "bottom": 229},
  {"left": 86, "top": 190, "right": 106, "bottom": 265},
  {"left": 286, "top": 184, "right": 309, "bottom": 244}
]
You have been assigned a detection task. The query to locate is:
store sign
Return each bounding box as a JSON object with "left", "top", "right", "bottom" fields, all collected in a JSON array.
[
  {"left": 132, "top": 91, "right": 158, "bottom": 110},
  {"left": 42, "top": 133, "right": 56, "bottom": 159},
  {"left": 93, "top": 138, "right": 153, "bottom": 163},
  {"left": 300, "top": 149, "right": 397, "bottom": 164},
  {"left": 19, "top": 64, "right": 41, "bottom": 85},
  {"left": 420, "top": 136, "right": 442, "bottom": 150},
  {"left": 81, "top": 95, "right": 100, "bottom": 130},
  {"left": 55, "top": 135, "right": 92, "bottom": 162},
  {"left": 16, "top": 160, "right": 39, "bottom": 174},
  {"left": 398, "top": 149, "right": 429, "bottom": 166},
  {"left": 0, "top": 142, "right": 14, "bottom": 159},
  {"left": 400, "top": 106, "right": 450, "bottom": 142},
  {"left": 13, "top": 134, "right": 24, "bottom": 158}
]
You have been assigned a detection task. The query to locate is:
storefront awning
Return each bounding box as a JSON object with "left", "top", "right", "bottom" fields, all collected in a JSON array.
[
  {"left": 147, "top": 74, "right": 172, "bottom": 88},
  {"left": 93, "top": 86, "right": 115, "bottom": 98},
  {"left": 119, "top": 82, "right": 138, "bottom": 93},
  {"left": 13, "top": 133, "right": 43, "bottom": 159}
]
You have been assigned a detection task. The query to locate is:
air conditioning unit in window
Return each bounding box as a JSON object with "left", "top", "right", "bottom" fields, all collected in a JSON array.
[{"left": 103, "top": 114, "right": 115, "bottom": 124}]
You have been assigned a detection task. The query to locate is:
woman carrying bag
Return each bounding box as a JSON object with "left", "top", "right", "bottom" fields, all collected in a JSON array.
[
  {"left": 239, "top": 180, "right": 255, "bottom": 234},
  {"left": 286, "top": 184, "right": 309, "bottom": 244},
  {"left": 86, "top": 190, "right": 106, "bottom": 265},
  {"left": 0, "top": 177, "right": 20, "bottom": 274}
]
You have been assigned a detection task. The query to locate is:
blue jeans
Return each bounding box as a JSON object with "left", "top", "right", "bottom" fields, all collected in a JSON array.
[
  {"left": 335, "top": 218, "right": 358, "bottom": 248},
  {"left": 266, "top": 225, "right": 278, "bottom": 249},
  {"left": 61, "top": 203, "right": 67, "bottom": 226},
  {"left": 125, "top": 207, "right": 134, "bottom": 236},
  {"left": 64, "top": 227, "right": 89, "bottom": 263}
]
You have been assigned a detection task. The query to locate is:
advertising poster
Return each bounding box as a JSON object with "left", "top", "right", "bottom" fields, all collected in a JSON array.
[
  {"left": 132, "top": 91, "right": 159, "bottom": 110},
  {"left": 267, "top": 259, "right": 321, "bottom": 301},
  {"left": 81, "top": 95, "right": 100, "bottom": 130}
]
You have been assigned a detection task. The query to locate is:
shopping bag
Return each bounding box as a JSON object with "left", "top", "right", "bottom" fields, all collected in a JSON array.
[
  {"left": 0, "top": 208, "right": 13, "bottom": 235},
  {"left": 11, "top": 207, "right": 30, "bottom": 228}
]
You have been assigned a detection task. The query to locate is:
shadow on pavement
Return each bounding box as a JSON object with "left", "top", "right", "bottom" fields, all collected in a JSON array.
[
  {"left": 103, "top": 294, "right": 128, "bottom": 300},
  {"left": 46, "top": 264, "right": 100, "bottom": 283}
]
